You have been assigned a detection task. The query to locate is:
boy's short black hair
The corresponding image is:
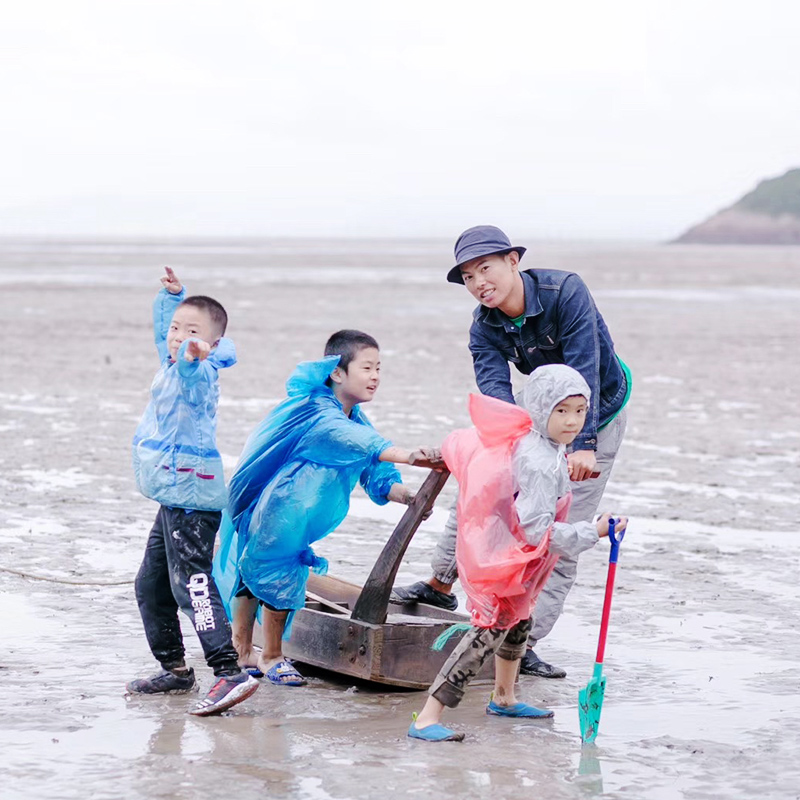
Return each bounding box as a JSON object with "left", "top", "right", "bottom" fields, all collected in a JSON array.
[
  {"left": 324, "top": 329, "right": 379, "bottom": 371},
  {"left": 179, "top": 295, "right": 228, "bottom": 337}
]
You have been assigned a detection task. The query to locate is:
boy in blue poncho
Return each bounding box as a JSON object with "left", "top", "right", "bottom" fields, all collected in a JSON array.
[
  {"left": 214, "top": 329, "right": 442, "bottom": 686},
  {"left": 126, "top": 267, "right": 258, "bottom": 716}
]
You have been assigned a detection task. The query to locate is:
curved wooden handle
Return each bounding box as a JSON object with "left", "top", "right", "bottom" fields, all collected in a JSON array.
[{"left": 350, "top": 469, "right": 450, "bottom": 624}]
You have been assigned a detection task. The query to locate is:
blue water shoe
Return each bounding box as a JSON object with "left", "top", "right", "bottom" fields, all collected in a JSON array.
[
  {"left": 408, "top": 716, "right": 465, "bottom": 742},
  {"left": 486, "top": 699, "right": 554, "bottom": 718}
]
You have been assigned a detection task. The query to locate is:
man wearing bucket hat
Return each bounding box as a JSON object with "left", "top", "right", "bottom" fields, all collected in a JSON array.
[{"left": 393, "top": 225, "right": 631, "bottom": 678}]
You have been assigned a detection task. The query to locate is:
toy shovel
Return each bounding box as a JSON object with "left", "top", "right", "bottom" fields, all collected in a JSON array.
[{"left": 578, "top": 518, "right": 625, "bottom": 744}]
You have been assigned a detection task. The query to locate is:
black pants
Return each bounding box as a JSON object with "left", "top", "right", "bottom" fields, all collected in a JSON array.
[{"left": 135, "top": 506, "right": 239, "bottom": 676}]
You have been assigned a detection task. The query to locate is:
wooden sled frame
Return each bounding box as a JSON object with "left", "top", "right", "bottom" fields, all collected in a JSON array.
[{"left": 277, "top": 468, "right": 491, "bottom": 689}]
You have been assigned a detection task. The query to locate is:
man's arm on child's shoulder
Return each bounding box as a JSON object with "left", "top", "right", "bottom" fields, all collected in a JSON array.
[{"left": 153, "top": 267, "right": 185, "bottom": 360}]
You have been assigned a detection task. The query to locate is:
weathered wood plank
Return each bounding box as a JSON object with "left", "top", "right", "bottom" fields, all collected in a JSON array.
[
  {"left": 279, "top": 572, "right": 498, "bottom": 688},
  {"left": 350, "top": 468, "right": 450, "bottom": 625},
  {"left": 283, "top": 611, "right": 376, "bottom": 681},
  {"left": 376, "top": 624, "right": 494, "bottom": 686},
  {"left": 307, "top": 573, "right": 361, "bottom": 607}
]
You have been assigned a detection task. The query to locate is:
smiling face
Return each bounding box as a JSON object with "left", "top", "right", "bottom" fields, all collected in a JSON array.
[
  {"left": 546, "top": 395, "right": 588, "bottom": 445},
  {"left": 166, "top": 304, "right": 220, "bottom": 360},
  {"left": 459, "top": 251, "right": 525, "bottom": 316},
  {"left": 330, "top": 346, "right": 381, "bottom": 412}
]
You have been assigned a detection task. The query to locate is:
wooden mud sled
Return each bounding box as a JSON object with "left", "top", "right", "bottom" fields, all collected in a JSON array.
[{"left": 274, "top": 468, "right": 492, "bottom": 689}]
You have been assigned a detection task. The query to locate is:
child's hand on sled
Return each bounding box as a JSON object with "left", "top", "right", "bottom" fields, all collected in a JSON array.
[
  {"left": 387, "top": 483, "right": 433, "bottom": 519},
  {"left": 387, "top": 484, "right": 434, "bottom": 519},
  {"left": 160, "top": 266, "right": 183, "bottom": 294},
  {"left": 596, "top": 513, "right": 628, "bottom": 538},
  {"left": 184, "top": 339, "right": 211, "bottom": 362},
  {"left": 408, "top": 447, "right": 444, "bottom": 470},
  {"left": 405, "top": 490, "right": 434, "bottom": 520}
]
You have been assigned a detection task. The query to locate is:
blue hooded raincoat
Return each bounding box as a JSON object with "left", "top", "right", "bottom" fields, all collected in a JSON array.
[
  {"left": 132, "top": 287, "right": 236, "bottom": 511},
  {"left": 213, "top": 356, "right": 401, "bottom": 630}
]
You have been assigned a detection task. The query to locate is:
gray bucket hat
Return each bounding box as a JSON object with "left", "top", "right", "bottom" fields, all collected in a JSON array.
[{"left": 446, "top": 225, "right": 527, "bottom": 284}]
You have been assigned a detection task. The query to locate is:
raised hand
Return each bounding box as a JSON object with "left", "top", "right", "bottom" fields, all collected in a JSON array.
[{"left": 160, "top": 266, "right": 183, "bottom": 294}]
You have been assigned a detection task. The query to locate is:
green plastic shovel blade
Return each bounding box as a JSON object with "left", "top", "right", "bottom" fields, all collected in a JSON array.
[{"left": 578, "top": 661, "right": 606, "bottom": 744}]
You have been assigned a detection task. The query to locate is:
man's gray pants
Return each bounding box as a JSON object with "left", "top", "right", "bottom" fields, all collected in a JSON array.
[{"left": 431, "top": 408, "right": 627, "bottom": 648}]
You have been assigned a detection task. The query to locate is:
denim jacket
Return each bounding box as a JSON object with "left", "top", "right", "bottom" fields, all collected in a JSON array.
[{"left": 468, "top": 269, "right": 627, "bottom": 451}]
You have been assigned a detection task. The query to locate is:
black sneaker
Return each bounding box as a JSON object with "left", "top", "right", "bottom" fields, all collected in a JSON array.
[
  {"left": 391, "top": 581, "right": 458, "bottom": 612},
  {"left": 519, "top": 649, "right": 567, "bottom": 679},
  {"left": 126, "top": 667, "right": 197, "bottom": 695},
  {"left": 189, "top": 673, "right": 259, "bottom": 717}
]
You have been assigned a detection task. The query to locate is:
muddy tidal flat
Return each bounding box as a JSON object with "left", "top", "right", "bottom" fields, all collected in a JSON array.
[{"left": 1, "top": 238, "right": 799, "bottom": 800}]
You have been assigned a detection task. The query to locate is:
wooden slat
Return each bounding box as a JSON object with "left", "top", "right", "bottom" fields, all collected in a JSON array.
[{"left": 305, "top": 590, "right": 351, "bottom": 616}]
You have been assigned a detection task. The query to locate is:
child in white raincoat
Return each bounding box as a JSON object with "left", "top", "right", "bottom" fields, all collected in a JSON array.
[{"left": 408, "top": 364, "right": 628, "bottom": 742}]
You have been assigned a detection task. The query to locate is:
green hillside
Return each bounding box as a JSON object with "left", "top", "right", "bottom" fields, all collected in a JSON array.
[{"left": 734, "top": 168, "right": 800, "bottom": 216}]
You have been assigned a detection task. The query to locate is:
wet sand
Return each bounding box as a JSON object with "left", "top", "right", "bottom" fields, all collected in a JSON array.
[{"left": 1, "top": 239, "right": 799, "bottom": 799}]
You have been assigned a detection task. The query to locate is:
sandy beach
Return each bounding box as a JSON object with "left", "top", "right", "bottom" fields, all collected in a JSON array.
[{"left": 1, "top": 238, "right": 799, "bottom": 800}]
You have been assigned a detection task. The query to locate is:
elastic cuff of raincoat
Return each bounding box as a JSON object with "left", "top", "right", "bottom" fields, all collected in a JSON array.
[
  {"left": 372, "top": 475, "right": 398, "bottom": 505},
  {"left": 299, "top": 548, "right": 328, "bottom": 575}
]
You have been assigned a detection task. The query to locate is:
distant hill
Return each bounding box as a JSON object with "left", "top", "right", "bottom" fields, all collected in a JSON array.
[{"left": 674, "top": 168, "right": 800, "bottom": 244}]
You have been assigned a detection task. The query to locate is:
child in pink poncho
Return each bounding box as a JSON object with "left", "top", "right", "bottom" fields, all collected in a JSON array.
[{"left": 408, "top": 364, "right": 627, "bottom": 742}]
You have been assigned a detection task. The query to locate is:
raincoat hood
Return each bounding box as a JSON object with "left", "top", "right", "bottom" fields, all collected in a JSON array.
[
  {"left": 285, "top": 355, "right": 340, "bottom": 397},
  {"left": 520, "top": 364, "right": 591, "bottom": 440}
]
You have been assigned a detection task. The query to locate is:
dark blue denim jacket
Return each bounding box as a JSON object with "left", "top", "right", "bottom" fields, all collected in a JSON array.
[{"left": 468, "top": 269, "right": 627, "bottom": 451}]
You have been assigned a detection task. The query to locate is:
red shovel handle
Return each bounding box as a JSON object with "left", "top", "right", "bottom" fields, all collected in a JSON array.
[
  {"left": 595, "top": 517, "right": 621, "bottom": 665},
  {"left": 595, "top": 561, "right": 617, "bottom": 664}
]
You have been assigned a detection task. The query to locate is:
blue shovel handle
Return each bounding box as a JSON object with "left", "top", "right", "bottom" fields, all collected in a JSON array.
[{"left": 608, "top": 517, "right": 625, "bottom": 564}]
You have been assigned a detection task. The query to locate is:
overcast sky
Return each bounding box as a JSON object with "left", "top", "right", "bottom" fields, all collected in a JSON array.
[{"left": 2, "top": 0, "right": 799, "bottom": 239}]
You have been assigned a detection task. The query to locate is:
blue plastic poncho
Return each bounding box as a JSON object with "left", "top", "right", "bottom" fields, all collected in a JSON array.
[
  {"left": 132, "top": 287, "right": 236, "bottom": 511},
  {"left": 212, "top": 356, "right": 401, "bottom": 632}
]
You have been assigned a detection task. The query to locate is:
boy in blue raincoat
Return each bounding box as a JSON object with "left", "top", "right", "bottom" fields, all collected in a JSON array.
[
  {"left": 214, "top": 329, "right": 442, "bottom": 686},
  {"left": 126, "top": 267, "right": 258, "bottom": 716}
]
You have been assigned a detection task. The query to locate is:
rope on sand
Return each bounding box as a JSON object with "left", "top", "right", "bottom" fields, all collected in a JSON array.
[{"left": 0, "top": 565, "right": 134, "bottom": 586}]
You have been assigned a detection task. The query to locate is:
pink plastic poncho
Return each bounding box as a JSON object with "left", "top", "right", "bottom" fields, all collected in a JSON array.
[{"left": 442, "top": 393, "right": 570, "bottom": 630}]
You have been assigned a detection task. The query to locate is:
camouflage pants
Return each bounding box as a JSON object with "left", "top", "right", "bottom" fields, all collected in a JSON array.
[{"left": 429, "top": 618, "right": 532, "bottom": 708}]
